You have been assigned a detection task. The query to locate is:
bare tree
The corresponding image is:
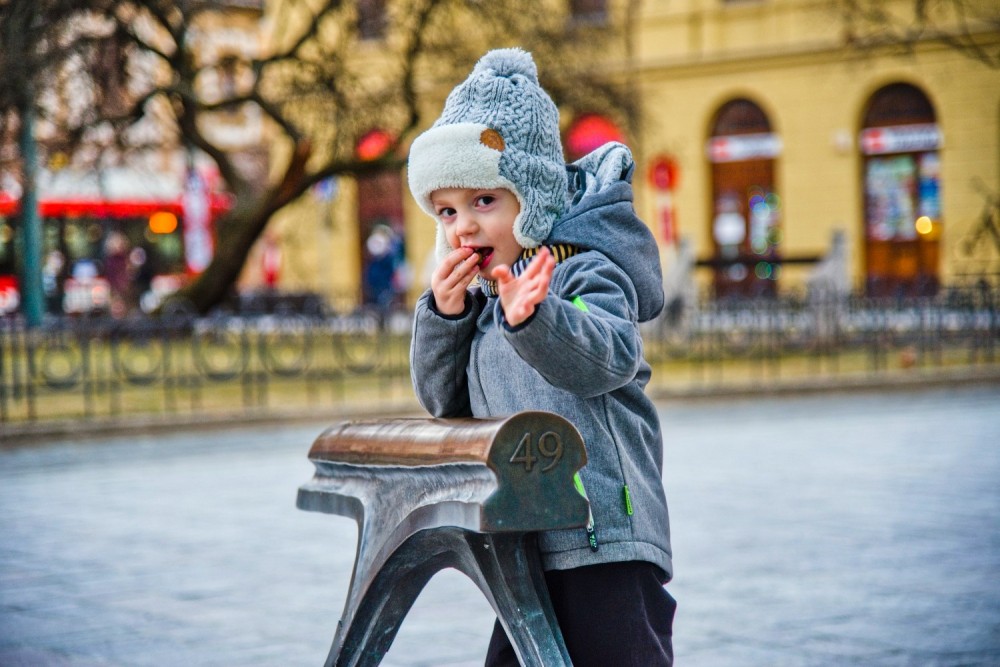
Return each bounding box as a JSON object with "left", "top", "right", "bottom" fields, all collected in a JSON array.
[
  {"left": 0, "top": 0, "right": 637, "bottom": 315},
  {"left": 833, "top": 0, "right": 1000, "bottom": 68}
]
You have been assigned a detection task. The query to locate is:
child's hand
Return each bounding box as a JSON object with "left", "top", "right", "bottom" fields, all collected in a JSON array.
[
  {"left": 496, "top": 247, "right": 555, "bottom": 327},
  {"left": 431, "top": 247, "right": 480, "bottom": 315}
]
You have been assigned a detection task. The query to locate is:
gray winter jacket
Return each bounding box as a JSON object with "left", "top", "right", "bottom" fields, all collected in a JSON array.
[{"left": 409, "top": 143, "right": 672, "bottom": 581}]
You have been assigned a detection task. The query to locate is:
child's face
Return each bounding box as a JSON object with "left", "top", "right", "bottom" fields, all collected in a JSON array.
[{"left": 430, "top": 187, "right": 522, "bottom": 280}]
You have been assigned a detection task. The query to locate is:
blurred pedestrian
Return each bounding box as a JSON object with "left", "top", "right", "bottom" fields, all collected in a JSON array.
[
  {"left": 363, "top": 224, "right": 397, "bottom": 311},
  {"left": 102, "top": 231, "right": 131, "bottom": 317},
  {"left": 262, "top": 230, "right": 282, "bottom": 291},
  {"left": 42, "top": 249, "right": 65, "bottom": 314}
]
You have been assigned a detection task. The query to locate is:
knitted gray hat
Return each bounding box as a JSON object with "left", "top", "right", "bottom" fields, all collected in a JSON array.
[{"left": 407, "top": 48, "right": 567, "bottom": 259}]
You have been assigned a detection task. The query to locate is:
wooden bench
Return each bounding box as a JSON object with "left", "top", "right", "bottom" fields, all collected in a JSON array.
[{"left": 297, "top": 411, "right": 591, "bottom": 667}]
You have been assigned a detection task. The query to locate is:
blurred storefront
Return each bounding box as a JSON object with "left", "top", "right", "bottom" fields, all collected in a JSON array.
[
  {"left": 631, "top": 0, "right": 1000, "bottom": 297},
  {"left": 265, "top": 0, "right": 1000, "bottom": 308}
]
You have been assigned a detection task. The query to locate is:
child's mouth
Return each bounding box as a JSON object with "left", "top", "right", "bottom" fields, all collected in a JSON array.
[{"left": 472, "top": 247, "right": 494, "bottom": 270}]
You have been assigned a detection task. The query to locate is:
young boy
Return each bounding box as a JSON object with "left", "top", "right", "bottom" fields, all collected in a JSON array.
[{"left": 407, "top": 48, "right": 675, "bottom": 666}]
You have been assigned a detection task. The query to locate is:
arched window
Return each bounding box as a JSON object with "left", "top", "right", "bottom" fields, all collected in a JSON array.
[
  {"left": 860, "top": 83, "right": 941, "bottom": 297},
  {"left": 706, "top": 98, "right": 782, "bottom": 297}
]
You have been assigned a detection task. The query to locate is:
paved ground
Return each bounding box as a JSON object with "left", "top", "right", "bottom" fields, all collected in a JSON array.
[{"left": 1, "top": 385, "right": 998, "bottom": 666}]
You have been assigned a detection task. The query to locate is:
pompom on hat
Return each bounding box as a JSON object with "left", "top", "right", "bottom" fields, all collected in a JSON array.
[{"left": 407, "top": 48, "right": 567, "bottom": 259}]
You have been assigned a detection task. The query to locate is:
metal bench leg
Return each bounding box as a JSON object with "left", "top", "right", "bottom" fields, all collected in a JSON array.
[
  {"left": 327, "top": 528, "right": 570, "bottom": 667},
  {"left": 458, "top": 531, "right": 572, "bottom": 667},
  {"left": 328, "top": 529, "right": 453, "bottom": 667}
]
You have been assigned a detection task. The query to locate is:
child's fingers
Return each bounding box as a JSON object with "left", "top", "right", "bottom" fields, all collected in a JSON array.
[
  {"left": 431, "top": 249, "right": 480, "bottom": 315},
  {"left": 493, "top": 264, "right": 513, "bottom": 285},
  {"left": 432, "top": 254, "right": 481, "bottom": 314},
  {"left": 524, "top": 258, "right": 553, "bottom": 292},
  {"left": 497, "top": 249, "right": 557, "bottom": 325},
  {"left": 538, "top": 256, "right": 555, "bottom": 283},
  {"left": 434, "top": 248, "right": 478, "bottom": 286},
  {"left": 442, "top": 247, "right": 476, "bottom": 273},
  {"left": 523, "top": 282, "right": 548, "bottom": 305}
]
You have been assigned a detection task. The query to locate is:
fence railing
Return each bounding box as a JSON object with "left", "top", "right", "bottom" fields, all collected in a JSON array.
[
  {"left": 642, "top": 284, "right": 999, "bottom": 393},
  {"left": 0, "top": 310, "right": 415, "bottom": 426},
  {"left": 1, "top": 284, "right": 998, "bottom": 427}
]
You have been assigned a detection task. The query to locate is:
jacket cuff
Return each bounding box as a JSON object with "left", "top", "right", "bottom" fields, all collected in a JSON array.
[
  {"left": 501, "top": 302, "right": 540, "bottom": 332},
  {"left": 429, "top": 291, "right": 475, "bottom": 321}
]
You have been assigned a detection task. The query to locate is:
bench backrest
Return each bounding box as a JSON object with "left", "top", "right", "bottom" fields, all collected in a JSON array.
[{"left": 304, "top": 410, "right": 590, "bottom": 532}]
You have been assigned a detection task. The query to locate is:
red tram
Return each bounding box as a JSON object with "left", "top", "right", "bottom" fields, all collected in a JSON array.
[{"left": 0, "top": 188, "right": 231, "bottom": 316}]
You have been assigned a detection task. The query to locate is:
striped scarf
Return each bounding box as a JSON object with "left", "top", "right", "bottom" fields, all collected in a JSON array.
[{"left": 478, "top": 244, "right": 580, "bottom": 298}]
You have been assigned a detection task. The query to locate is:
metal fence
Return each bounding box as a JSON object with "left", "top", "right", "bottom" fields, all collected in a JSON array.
[
  {"left": 641, "top": 284, "right": 999, "bottom": 393},
  {"left": 1, "top": 284, "right": 998, "bottom": 427},
  {"left": 0, "top": 309, "right": 416, "bottom": 426}
]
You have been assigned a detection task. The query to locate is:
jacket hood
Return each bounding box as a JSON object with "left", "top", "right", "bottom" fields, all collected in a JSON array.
[{"left": 545, "top": 142, "right": 664, "bottom": 322}]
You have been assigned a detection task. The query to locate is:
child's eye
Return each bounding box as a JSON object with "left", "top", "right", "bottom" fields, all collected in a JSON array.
[
  {"left": 476, "top": 195, "right": 495, "bottom": 207},
  {"left": 436, "top": 207, "right": 456, "bottom": 219}
]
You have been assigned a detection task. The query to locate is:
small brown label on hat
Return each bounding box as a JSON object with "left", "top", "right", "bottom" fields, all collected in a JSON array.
[{"left": 480, "top": 128, "right": 505, "bottom": 152}]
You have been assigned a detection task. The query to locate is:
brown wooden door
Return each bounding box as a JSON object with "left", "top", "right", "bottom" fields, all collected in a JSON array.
[
  {"left": 708, "top": 99, "right": 781, "bottom": 298},
  {"left": 711, "top": 158, "right": 780, "bottom": 298},
  {"left": 861, "top": 84, "right": 941, "bottom": 297}
]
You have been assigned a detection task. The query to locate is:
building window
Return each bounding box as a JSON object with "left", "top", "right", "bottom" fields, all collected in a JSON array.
[
  {"left": 569, "top": 0, "right": 607, "bottom": 25},
  {"left": 706, "top": 98, "right": 783, "bottom": 298},
  {"left": 860, "top": 83, "right": 941, "bottom": 297},
  {"left": 358, "top": 0, "right": 387, "bottom": 40}
]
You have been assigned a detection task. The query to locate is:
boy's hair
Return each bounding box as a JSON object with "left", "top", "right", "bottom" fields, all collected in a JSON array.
[{"left": 407, "top": 48, "right": 567, "bottom": 260}]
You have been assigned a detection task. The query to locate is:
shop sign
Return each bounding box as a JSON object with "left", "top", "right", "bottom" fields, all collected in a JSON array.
[
  {"left": 860, "top": 123, "right": 941, "bottom": 155},
  {"left": 648, "top": 155, "right": 680, "bottom": 243},
  {"left": 0, "top": 275, "right": 18, "bottom": 315},
  {"left": 706, "top": 133, "right": 782, "bottom": 163},
  {"left": 648, "top": 155, "right": 679, "bottom": 191}
]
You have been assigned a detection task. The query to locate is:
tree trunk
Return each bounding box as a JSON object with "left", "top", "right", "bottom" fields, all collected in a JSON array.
[
  {"left": 170, "top": 198, "right": 269, "bottom": 314},
  {"left": 168, "top": 140, "right": 312, "bottom": 315}
]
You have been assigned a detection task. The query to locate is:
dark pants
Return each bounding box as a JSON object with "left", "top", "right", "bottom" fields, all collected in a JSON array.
[{"left": 484, "top": 560, "right": 676, "bottom": 667}]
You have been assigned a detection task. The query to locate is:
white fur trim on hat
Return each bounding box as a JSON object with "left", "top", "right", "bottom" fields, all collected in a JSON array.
[{"left": 408, "top": 122, "right": 524, "bottom": 260}]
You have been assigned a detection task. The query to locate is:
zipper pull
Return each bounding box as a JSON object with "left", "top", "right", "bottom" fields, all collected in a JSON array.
[
  {"left": 574, "top": 472, "right": 599, "bottom": 551},
  {"left": 586, "top": 524, "right": 599, "bottom": 552}
]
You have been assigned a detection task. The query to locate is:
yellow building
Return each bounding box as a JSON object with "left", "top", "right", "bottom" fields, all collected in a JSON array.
[
  {"left": 264, "top": 0, "right": 1000, "bottom": 308},
  {"left": 632, "top": 0, "right": 1000, "bottom": 298}
]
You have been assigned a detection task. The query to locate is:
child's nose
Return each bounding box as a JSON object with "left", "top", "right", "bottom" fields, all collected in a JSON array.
[{"left": 455, "top": 212, "right": 478, "bottom": 236}]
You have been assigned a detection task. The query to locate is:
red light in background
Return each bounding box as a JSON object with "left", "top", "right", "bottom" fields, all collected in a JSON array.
[
  {"left": 356, "top": 129, "right": 395, "bottom": 161},
  {"left": 565, "top": 114, "right": 625, "bottom": 160}
]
